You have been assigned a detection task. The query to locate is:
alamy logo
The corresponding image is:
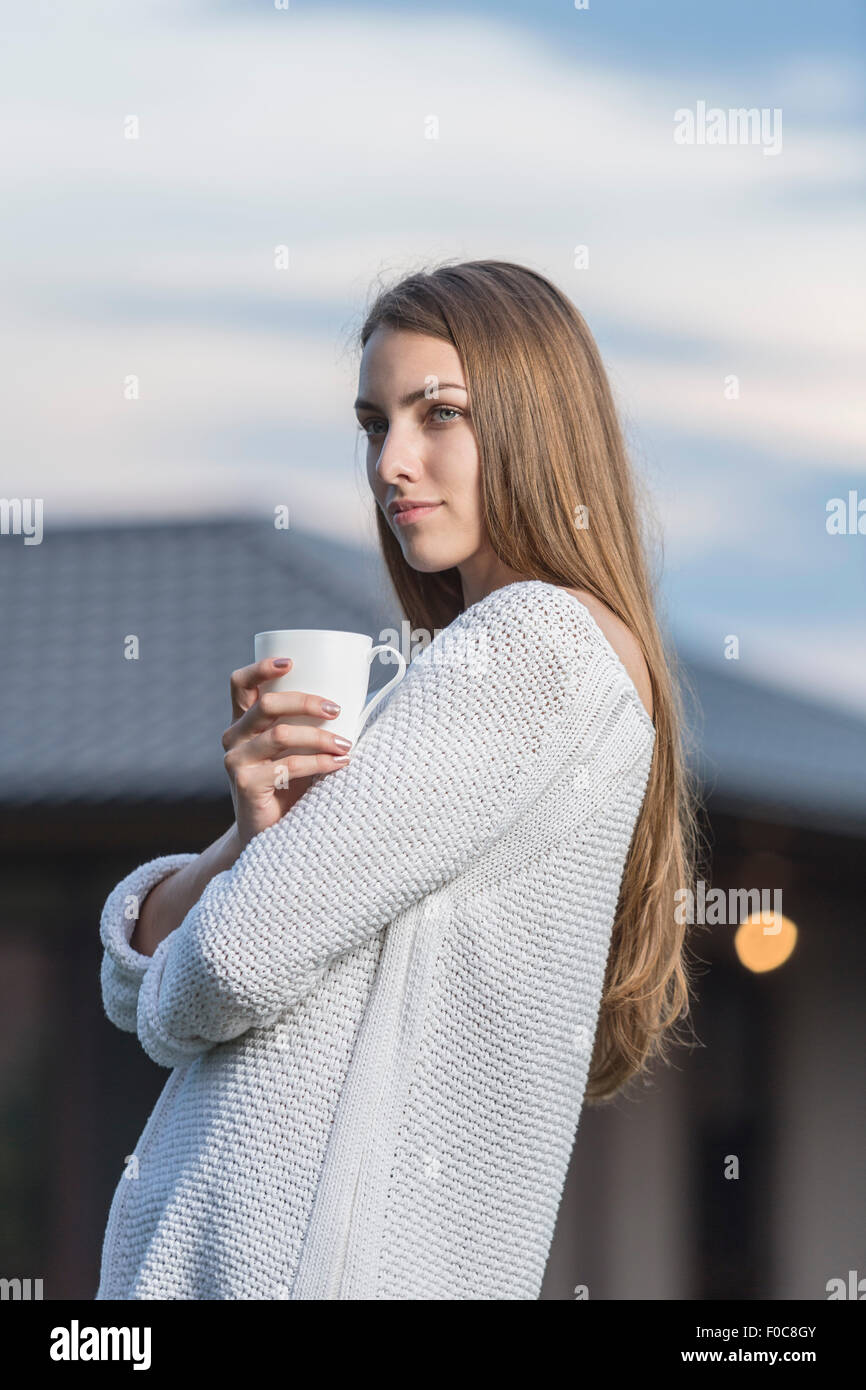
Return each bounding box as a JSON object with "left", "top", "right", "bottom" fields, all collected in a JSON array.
[
  {"left": 674, "top": 881, "right": 783, "bottom": 927},
  {"left": 378, "top": 621, "right": 491, "bottom": 674},
  {"left": 826, "top": 490, "right": 866, "bottom": 535},
  {"left": 0, "top": 497, "right": 43, "bottom": 545},
  {"left": 826, "top": 1269, "right": 866, "bottom": 1300},
  {"left": 49, "top": 1320, "right": 152, "bottom": 1370},
  {"left": 0, "top": 1276, "right": 43, "bottom": 1299},
  {"left": 674, "top": 101, "right": 782, "bottom": 156}
]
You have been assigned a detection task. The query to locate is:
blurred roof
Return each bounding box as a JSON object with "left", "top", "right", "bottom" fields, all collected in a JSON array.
[{"left": 2, "top": 518, "right": 864, "bottom": 836}]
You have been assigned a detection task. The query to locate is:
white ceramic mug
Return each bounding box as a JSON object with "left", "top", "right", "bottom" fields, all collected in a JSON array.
[{"left": 253, "top": 629, "right": 407, "bottom": 744}]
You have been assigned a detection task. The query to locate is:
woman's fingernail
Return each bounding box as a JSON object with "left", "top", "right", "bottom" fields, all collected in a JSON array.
[
  {"left": 322, "top": 701, "right": 341, "bottom": 714},
  {"left": 273, "top": 658, "right": 291, "bottom": 668},
  {"left": 333, "top": 736, "right": 352, "bottom": 750},
  {"left": 333, "top": 755, "right": 350, "bottom": 765}
]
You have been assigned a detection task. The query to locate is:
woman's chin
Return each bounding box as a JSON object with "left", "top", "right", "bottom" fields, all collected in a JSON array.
[{"left": 401, "top": 545, "right": 460, "bottom": 575}]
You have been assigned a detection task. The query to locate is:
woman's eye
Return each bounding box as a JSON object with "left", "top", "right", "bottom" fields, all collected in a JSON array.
[
  {"left": 358, "top": 418, "right": 387, "bottom": 437},
  {"left": 356, "top": 406, "right": 462, "bottom": 436}
]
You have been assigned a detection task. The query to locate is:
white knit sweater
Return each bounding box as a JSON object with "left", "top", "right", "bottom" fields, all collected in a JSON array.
[{"left": 95, "top": 580, "right": 655, "bottom": 1300}]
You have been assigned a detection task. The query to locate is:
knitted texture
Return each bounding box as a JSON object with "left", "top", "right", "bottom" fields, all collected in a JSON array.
[{"left": 95, "top": 580, "right": 655, "bottom": 1299}]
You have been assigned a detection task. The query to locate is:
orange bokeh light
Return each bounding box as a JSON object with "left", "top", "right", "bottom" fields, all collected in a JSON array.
[{"left": 734, "top": 912, "right": 798, "bottom": 972}]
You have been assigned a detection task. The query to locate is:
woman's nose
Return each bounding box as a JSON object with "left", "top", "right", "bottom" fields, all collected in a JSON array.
[{"left": 376, "top": 426, "right": 421, "bottom": 480}]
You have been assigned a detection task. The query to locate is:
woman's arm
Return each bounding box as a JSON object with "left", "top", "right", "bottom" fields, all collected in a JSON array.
[
  {"left": 129, "top": 825, "right": 242, "bottom": 957},
  {"left": 101, "top": 773, "right": 320, "bottom": 1034},
  {"left": 130, "top": 774, "right": 324, "bottom": 958},
  {"left": 131, "top": 585, "right": 612, "bottom": 1070},
  {"left": 100, "top": 853, "right": 199, "bottom": 1034}
]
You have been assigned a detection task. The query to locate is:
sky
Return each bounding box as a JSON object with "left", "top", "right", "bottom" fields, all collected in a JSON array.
[{"left": 2, "top": 0, "right": 864, "bottom": 714}]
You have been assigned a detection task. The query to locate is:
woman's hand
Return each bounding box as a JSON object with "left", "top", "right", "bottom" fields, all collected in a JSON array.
[{"left": 223, "top": 657, "right": 354, "bottom": 849}]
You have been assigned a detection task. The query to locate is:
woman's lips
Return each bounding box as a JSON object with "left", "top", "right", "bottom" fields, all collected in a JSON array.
[{"left": 392, "top": 502, "right": 443, "bottom": 526}]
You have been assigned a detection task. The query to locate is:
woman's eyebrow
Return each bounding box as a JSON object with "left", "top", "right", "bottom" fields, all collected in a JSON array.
[{"left": 354, "top": 383, "right": 468, "bottom": 412}]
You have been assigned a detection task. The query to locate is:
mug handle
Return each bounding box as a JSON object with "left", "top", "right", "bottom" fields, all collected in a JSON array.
[{"left": 356, "top": 644, "right": 407, "bottom": 738}]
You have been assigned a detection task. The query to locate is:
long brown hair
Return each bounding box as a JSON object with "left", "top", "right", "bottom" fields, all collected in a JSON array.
[{"left": 357, "top": 259, "right": 704, "bottom": 1103}]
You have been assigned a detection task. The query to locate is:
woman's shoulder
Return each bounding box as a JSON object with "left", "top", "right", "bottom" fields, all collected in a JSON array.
[
  {"left": 556, "top": 586, "right": 654, "bottom": 724},
  {"left": 455, "top": 579, "right": 654, "bottom": 725}
]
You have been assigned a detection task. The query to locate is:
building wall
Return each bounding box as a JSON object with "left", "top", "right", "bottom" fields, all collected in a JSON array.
[
  {"left": 773, "top": 863, "right": 866, "bottom": 1298},
  {"left": 544, "top": 813, "right": 865, "bottom": 1300},
  {"left": 0, "top": 805, "right": 862, "bottom": 1300}
]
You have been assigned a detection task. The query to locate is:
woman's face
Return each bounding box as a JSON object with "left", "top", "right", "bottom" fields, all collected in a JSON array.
[{"left": 355, "top": 326, "right": 486, "bottom": 576}]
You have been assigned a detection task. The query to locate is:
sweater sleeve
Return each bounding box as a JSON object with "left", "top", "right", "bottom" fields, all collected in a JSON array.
[
  {"left": 135, "top": 585, "right": 589, "bottom": 1069},
  {"left": 99, "top": 854, "right": 200, "bottom": 1034}
]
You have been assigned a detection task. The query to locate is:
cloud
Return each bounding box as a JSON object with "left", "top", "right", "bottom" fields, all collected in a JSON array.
[
  {"left": 3, "top": 1, "right": 864, "bottom": 715},
  {"left": 609, "top": 353, "right": 864, "bottom": 467},
  {"left": 3, "top": 7, "right": 862, "bottom": 471}
]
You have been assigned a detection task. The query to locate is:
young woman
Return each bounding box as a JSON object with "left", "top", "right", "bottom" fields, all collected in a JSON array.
[{"left": 96, "top": 260, "right": 698, "bottom": 1300}]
